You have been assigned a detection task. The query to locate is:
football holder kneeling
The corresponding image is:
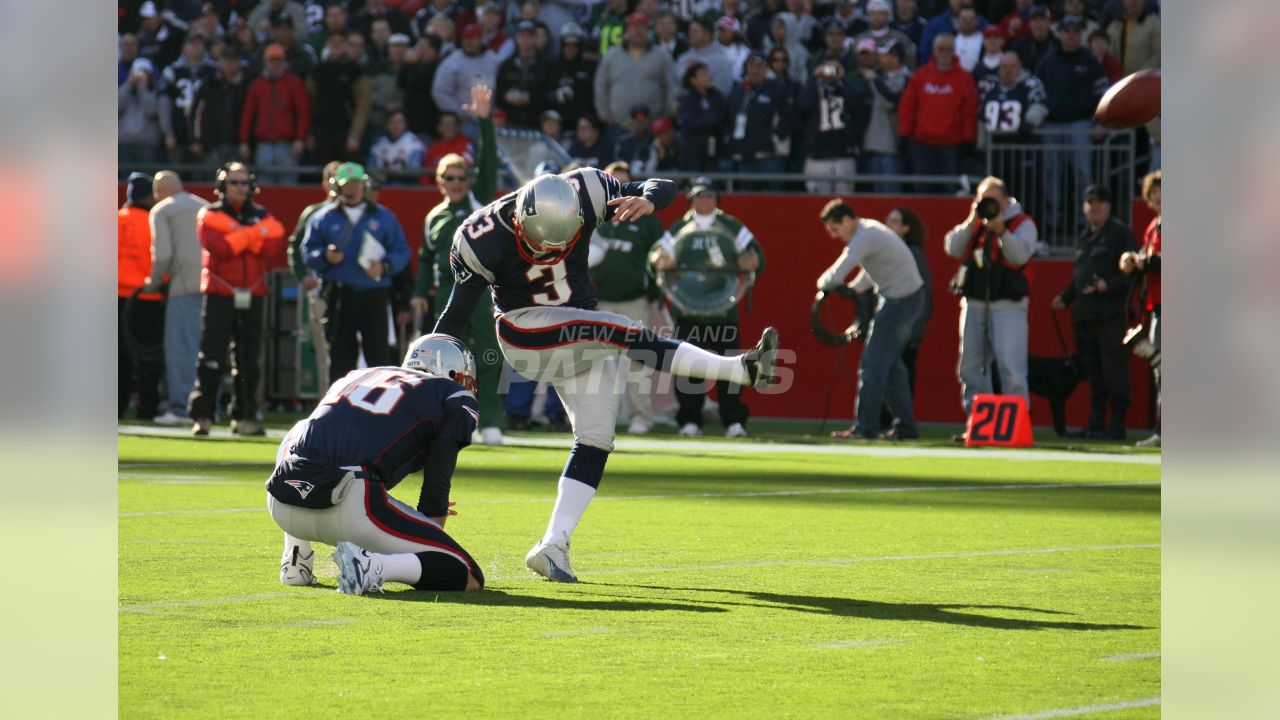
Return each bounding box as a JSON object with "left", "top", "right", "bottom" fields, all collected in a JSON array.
[{"left": 965, "top": 394, "right": 1034, "bottom": 448}]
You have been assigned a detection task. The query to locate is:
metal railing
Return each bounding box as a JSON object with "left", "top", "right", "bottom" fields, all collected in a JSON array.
[
  {"left": 986, "top": 128, "right": 1140, "bottom": 253},
  {"left": 119, "top": 130, "right": 1149, "bottom": 255}
]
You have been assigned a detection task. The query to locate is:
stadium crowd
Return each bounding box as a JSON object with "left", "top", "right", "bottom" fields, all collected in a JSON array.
[
  {"left": 117, "top": 0, "right": 1162, "bottom": 447},
  {"left": 118, "top": 0, "right": 1160, "bottom": 188}
]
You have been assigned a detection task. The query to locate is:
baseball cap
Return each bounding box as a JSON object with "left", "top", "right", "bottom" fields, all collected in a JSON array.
[
  {"left": 482, "top": 1, "right": 505, "bottom": 15},
  {"left": 688, "top": 176, "right": 716, "bottom": 198},
  {"left": 983, "top": 25, "right": 1004, "bottom": 37},
  {"left": 823, "top": 17, "right": 846, "bottom": 33},
  {"left": 878, "top": 39, "right": 905, "bottom": 59},
  {"left": 716, "top": 16, "right": 740, "bottom": 33},
  {"left": 138, "top": 1, "right": 158, "bottom": 18},
  {"left": 627, "top": 12, "right": 650, "bottom": 27},
  {"left": 630, "top": 103, "right": 651, "bottom": 118},
  {"left": 559, "top": 22, "right": 585, "bottom": 40},
  {"left": 333, "top": 162, "right": 369, "bottom": 187},
  {"left": 460, "top": 22, "right": 483, "bottom": 39},
  {"left": 540, "top": 109, "right": 562, "bottom": 123},
  {"left": 1029, "top": 5, "right": 1051, "bottom": 19},
  {"left": 1084, "top": 184, "right": 1112, "bottom": 203},
  {"left": 866, "top": 0, "right": 891, "bottom": 12},
  {"left": 1058, "top": 15, "right": 1085, "bottom": 30},
  {"left": 515, "top": 19, "right": 537, "bottom": 34},
  {"left": 856, "top": 38, "right": 877, "bottom": 54},
  {"left": 271, "top": 11, "right": 293, "bottom": 27},
  {"left": 389, "top": 33, "right": 411, "bottom": 46},
  {"left": 126, "top": 172, "right": 152, "bottom": 204},
  {"left": 650, "top": 116, "right": 674, "bottom": 135},
  {"left": 129, "top": 58, "right": 155, "bottom": 76},
  {"left": 263, "top": 43, "right": 286, "bottom": 61}
]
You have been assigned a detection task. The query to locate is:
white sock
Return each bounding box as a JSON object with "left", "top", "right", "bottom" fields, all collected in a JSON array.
[
  {"left": 671, "top": 342, "right": 749, "bottom": 384},
  {"left": 372, "top": 552, "right": 423, "bottom": 586},
  {"left": 541, "top": 476, "right": 597, "bottom": 545},
  {"left": 282, "top": 533, "right": 313, "bottom": 559}
]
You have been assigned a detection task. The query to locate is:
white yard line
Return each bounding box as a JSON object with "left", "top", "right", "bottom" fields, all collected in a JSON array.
[
  {"left": 120, "top": 507, "right": 261, "bottom": 517},
  {"left": 982, "top": 697, "right": 1160, "bottom": 719},
  {"left": 118, "top": 425, "right": 1160, "bottom": 465},
  {"left": 538, "top": 627, "right": 614, "bottom": 638},
  {"left": 1100, "top": 651, "right": 1160, "bottom": 662},
  {"left": 119, "top": 481, "right": 1158, "bottom": 517},
  {"left": 118, "top": 473, "right": 220, "bottom": 481},
  {"left": 488, "top": 544, "right": 1159, "bottom": 582},
  {"left": 120, "top": 592, "right": 296, "bottom": 613},
  {"left": 819, "top": 639, "right": 904, "bottom": 650}
]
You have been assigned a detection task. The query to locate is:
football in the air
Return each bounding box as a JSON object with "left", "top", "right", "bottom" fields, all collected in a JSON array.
[{"left": 1095, "top": 69, "right": 1161, "bottom": 128}]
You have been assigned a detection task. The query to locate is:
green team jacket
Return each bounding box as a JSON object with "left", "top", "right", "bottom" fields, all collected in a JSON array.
[
  {"left": 652, "top": 209, "right": 766, "bottom": 325},
  {"left": 589, "top": 215, "right": 666, "bottom": 303},
  {"left": 413, "top": 116, "right": 497, "bottom": 313}
]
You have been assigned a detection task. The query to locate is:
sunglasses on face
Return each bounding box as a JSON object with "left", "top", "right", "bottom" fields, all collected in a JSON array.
[
  {"left": 439, "top": 174, "right": 468, "bottom": 183},
  {"left": 225, "top": 179, "right": 251, "bottom": 186}
]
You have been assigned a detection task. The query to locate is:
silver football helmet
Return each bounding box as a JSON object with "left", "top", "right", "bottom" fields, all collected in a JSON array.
[
  {"left": 513, "top": 173, "right": 584, "bottom": 264},
  {"left": 403, "top": 334, "right": 478, "bottom": 392}
]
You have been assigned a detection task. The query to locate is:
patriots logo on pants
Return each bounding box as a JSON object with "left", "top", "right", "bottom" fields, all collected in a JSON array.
[{"left": 284, "top": 479, "right": 316, "bottom": 499}]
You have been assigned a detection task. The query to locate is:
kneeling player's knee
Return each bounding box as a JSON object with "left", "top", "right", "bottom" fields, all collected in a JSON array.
[{"left": 410, "top": 551, "right": 481, "bottom": 592}]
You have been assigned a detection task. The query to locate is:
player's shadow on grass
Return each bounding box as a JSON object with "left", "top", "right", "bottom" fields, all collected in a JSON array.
[
  {"left": 591, "top": 583, "right": 1146, "bottom": 631},
  {"left": 368, "top": 588, "right": 728, "bottom": 613}
]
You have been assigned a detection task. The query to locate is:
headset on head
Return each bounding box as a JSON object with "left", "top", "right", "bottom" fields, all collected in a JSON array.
[{"left": 215, "top": 162, "right": 259, "bottom": 198}]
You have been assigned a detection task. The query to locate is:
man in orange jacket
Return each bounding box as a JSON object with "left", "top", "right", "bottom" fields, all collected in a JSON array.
[
  {"left": 188, "top": 162, "right": 286, "bottom": 436},
  {"left": 119, "top": 172, "right": 165, "bottom": 420}
]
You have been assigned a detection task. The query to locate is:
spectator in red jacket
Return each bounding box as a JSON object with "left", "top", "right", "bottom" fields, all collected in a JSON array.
[
  {"left": 997, "top": 0, "right": 1041, "bottom": 44},
  {"left": 422, "top": 111, "right": 475, "bottom": 186},
  {"left": 238, "top": 44, "right": 311, "bottom": 185},
  {"left": 898, "top": 32, "right": 976, "bottom": 187},
  {"left": 1121, "top": 170, "right": 1161, "bottom": 447},
  {"left": 188, "top": 162, "right": 286, "bottom": 437}
]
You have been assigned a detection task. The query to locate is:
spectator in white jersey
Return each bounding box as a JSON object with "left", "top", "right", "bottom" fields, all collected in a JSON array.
[{"left": 367, "top": 110, "right": 426, "bottom": 184}]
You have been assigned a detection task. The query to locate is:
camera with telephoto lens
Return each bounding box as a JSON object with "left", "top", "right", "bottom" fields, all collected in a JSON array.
[
  {"left": 1124, "top": 324, "right": 1160, "bottom": 369},
  {"left": 976, "top": 197, "right": 1001, "bottom": 221}
]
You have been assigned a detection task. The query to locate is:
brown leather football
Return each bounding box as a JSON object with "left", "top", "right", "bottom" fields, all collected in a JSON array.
[{"left": 1095, "top": 69, "right": 1161, "bottom": 128}]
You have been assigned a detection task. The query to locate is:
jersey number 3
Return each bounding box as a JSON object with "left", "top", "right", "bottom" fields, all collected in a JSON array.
[
  {"left": 526, "top": 262, "right": 570, "bottom": 306},
  {"left": 321, "top": 368, "right": 424, "bottom": 415}
]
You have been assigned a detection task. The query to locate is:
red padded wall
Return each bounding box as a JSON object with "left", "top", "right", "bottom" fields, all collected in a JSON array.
[{"left": 119, "top": 183, "right": 1156, "bottom": 428}]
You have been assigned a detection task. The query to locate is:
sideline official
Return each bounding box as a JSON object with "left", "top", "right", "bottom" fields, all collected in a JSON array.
[
  {"left": 302, "top": 162, "right": 411, "bottom": 382},
  {"left": 1052, "top": 184, "right": 1137, "bottom": 439},
  {"left": 189, "top": 163, "right": 286, "bottom": 436}
]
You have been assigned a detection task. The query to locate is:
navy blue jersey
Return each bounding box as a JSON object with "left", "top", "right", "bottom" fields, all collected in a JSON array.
[
  {"left": 159, "top": 59, "right": 216, "bottom": 145},
  {"left": 268, "top": 367, "right": 478, "bottom": 510},
  {"left": 980, "top": 75, "right": 1049, "bottom": 144},
  {"left": 433, "top": 168, "right": 677, "bottom": 338}
]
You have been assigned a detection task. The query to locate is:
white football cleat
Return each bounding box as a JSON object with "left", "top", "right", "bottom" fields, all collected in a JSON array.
[
  {"left": 480, "top": 426, "right": 505, "bottom": 445},
  {"left": 627, "top": 419, "right": 651, "bottom": 435},
  {"left": 678, "top": 422, "right": 703, "bottom": 438},
  {"left": 153, "top": 411, "right": 191, "bottom": 426},
  {"left": 525, "top": 539, "right": 578, "bottom": 583},
  {"left": 280, "top": 545, "right": 316, "bottom": 586},
  {"left": 725, "top": 422, "right": 749, "bottom": 438},
  {"left": 332, "top": 542, "right": 385, "bottom": 595}
]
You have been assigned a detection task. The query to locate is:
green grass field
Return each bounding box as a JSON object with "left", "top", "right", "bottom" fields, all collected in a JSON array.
[{"left": 119, "top": 427, "right": 1160, "bottom": 719}]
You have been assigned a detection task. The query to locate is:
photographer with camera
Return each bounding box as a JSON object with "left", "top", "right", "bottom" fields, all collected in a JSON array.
[
  {"left": 1120, "top": 170, "right": 1161, "bottom": 447},
  {"left": 944, "top": 176, "right": 1039, "bottom": 440},
  {"left": 817, "top": 200, "right": 927, "bottom": 441},
  {"left": 1051, "top": 184, "right": 1137, "bottom": 439}
]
